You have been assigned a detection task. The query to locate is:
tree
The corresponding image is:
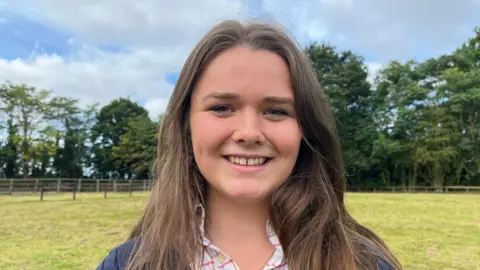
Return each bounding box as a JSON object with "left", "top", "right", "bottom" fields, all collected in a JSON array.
[
  {"left": 372, "top": 60, "right": 427, "bottom": 188},
  {"left": 370, "top": 28, "right": 480, "bottom": 188},
  {"left": 113, "top": 115, "right": 158, "bottom": 179},
  {"left": 0, "top": 83, "right": 50, "bottom": 178},
  {"left": 90, "top": 98, "right": 149, "bottom": 179},
  {"left": 31, "top": 126, "right": 57, "bottom": 177},
  {"left": 47, "top": 96, "right": 88, "bottom": 178},
  {"left": 306, "top": 43, "right": 379, "bottom": 187},
  {"left": 432, "top": 29, "right": 480, "bottom": 186},
  {"left": 0, "top": 115, "right": 20, "bottom": 178}
]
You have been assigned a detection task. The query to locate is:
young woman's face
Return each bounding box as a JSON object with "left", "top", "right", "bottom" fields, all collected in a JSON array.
[{"left": 189, "top": 46, "right": 302, "bottom": 203}]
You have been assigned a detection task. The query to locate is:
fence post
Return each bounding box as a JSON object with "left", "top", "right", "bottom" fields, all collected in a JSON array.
[
  {"left": 34, "top": 179, "right": 39, "bottom": 192},
  {"left": 143, "top": 180, "right": 146, "bottom": 191},
  {"left": 96, "top": 180, "right": 100, "bottom": 192},
  {"left": 77, "top": 179, "right": 82, "bottom": 193},
  {"left": 104, "top": 182, "right": 108, "bottom": 199},
  {"left": 40, "top": 183, "right": 45, "bottom": 201},
  {"left": 57, "top": 178, "right": 61, "bottom": 192},
  {"left": 8, "top": 179, "right": 13, "bottom": 194},
  {"left": 129, "top": 180, "right": 132, "bottom": 196},
  {"left": 113, "top": 180, "right": 117, "bottom": 192},
  {"left": 73, "top": 182, "right": 77, "bottom": 200}
]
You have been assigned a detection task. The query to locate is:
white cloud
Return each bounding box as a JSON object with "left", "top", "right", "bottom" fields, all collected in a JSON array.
[
  {"left": 320, "top": 0, "right": 478, "bottom": 61},
  {"left": 144, "top": 97, "right": 169, "bottom": 121},
  {"left": 0, "top": 0, "right": 250, "bottom": 117},
  {"left": 264, "top": 0, "right": 479, "bottom": 62},
  {"left": 28, "top": 0, "right": 247, "bottom": 48},
  {"left": 0, "top": 47, "right": 175, "bottom": 113}
]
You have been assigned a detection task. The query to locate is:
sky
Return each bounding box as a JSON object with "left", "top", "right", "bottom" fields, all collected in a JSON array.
[{"left": 0, "top": 0, "right": 479, "bottom": 120}]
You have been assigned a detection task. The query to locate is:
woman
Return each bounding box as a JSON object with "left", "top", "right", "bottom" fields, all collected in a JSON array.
[{"left": 97, "top": 20, "right": 402, "bottom": 270}]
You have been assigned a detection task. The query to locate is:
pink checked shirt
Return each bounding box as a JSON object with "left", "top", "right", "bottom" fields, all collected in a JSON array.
[{"left": 195, "top": 205, "right": 288, "bottom": 269}]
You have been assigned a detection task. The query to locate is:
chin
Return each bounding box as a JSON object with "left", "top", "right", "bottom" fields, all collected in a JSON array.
[
  {"left": 205, "top": 173, "right": 283, "bottom": 204},
  {"left": 226, "top": 195, "right": 268, "bottom": 205},
  {"left": 220, "top": 185, "right": 272, "bottom": 204}
]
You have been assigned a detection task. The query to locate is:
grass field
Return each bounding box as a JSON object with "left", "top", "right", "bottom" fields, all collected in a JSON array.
[{"left": 0, "top": 192, "right": 478, "bottom": 270}]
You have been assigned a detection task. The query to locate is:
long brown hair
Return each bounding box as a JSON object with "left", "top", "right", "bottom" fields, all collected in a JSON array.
[{"left": 126, "top": 20, "right": 402, "bottom": 270}]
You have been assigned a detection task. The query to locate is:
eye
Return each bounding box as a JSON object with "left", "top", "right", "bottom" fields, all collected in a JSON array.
[
  {"left": 265, "top": 108, "right": 288, "bottom": 117},
  {"left": 209, "top": 105, "right": 234, "bottom": 115}
]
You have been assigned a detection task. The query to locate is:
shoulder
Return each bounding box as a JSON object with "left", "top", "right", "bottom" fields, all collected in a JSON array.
[
  {"left": 96, "top": 238, "right": 138, "bottom": 270},
  {"left": 357, "top": 238, "right": 399, "bottom": 270},
  {"left": 355, "top": 238, "right": 399, "bottom": 270},
  {"left": 377, "top": 256, "right": 396, "bottom": 270}
]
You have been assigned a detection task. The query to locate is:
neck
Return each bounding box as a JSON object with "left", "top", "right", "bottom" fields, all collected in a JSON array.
[{"left": 205, "top": 190, "right": 270, "bottom": 245}]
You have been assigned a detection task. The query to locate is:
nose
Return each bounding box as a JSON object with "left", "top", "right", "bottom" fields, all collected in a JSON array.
[{"left": 231, "top": 110, "right": 265, "bottom": 146}]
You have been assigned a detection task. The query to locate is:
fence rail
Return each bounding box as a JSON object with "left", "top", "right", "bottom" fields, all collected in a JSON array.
[
  {"left": 347, "top": 185, "right": 480, "bottom": 193},
  {"left": 0, "top": 178, "right": 153, "bottom": 196},
  {"left": 1, "top": 179, "right": 479, "bottom": 200}
]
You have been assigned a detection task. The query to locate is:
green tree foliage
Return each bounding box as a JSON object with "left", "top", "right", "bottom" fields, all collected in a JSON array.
[
  {"left": 1, "top": 115, "right": 20, "bottom": 178},
  {"left": 90, "top": 98, "right": 150, "bottom": 179},
  {"left": 112, "top": 115, "right": 158, "bottom": 179},
  {"left": 0, "top": 83, "right": 50, "bottom": 177},
  {"left": 306, "top": 44, "right": 379, "bottom": 188},
  {"left": 367, "top": 28, "right": 480, "bottom": 188},
  {"left": 46, "top": 96, "right": 89, "bottom": 178}
]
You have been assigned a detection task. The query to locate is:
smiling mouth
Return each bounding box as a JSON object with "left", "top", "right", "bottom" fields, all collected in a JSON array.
[{"left": 224, "top": 156, "right": 272, "bottom": 166}]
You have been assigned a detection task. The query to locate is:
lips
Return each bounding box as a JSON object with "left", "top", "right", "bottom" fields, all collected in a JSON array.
[{"left": 224, "top": 156, "right": 270, "bottom": 166}]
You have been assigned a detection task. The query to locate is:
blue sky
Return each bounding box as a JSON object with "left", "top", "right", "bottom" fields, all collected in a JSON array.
[{"left": 0, "top": 0, "right": 479, "bottom": 119}]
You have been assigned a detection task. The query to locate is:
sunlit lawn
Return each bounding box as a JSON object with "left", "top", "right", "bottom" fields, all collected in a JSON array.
[
  {"left": 0, "top": 192, "right": 478, "bottom": 270},
  {"left": 346, "top": 193, "right": 479, "bottom": 270}
]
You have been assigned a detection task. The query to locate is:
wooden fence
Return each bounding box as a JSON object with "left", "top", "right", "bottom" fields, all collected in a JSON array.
[
  {"left": 347, "top": 185, "right": 480, "bottom": 193},
  {"left": 0, "top": 179, "right": 479, "bottom": 201},
  {"left": 0, "top": 178, "right": 153, "bottom": 199}
]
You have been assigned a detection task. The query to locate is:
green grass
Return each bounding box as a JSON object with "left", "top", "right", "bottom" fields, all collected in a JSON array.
[
  {"left": 346, "top": 193, "right": 480, "bottom": 270},
  {"left": 0, "top": 192, "right": 478, "bottom": 270}
]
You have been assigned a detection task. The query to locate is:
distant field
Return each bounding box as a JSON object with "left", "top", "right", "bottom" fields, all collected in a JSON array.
[{"left": 0, "top": 192, "right": 478, "bottom": 270}]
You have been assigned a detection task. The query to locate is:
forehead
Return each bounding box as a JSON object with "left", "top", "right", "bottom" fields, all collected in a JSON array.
[{"left": 192, "top": 46, "right": 293, "bottom": 98}]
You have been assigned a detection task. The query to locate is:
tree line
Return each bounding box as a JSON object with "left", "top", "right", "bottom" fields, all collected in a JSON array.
[{"left": 1, "top": 28, "right": 479, "bottom": 188}]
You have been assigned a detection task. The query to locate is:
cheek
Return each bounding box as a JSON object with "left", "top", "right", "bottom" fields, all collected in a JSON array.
[
  {"left": 190, "top": 114, "right": 231, "bottom": 158},
  {"left": 266, "top": 121, "right": 302, "bottom": 157}
]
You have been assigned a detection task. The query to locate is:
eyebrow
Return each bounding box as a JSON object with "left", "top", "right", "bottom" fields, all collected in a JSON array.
[
  {"left": 263, "top": 96, "right": 295, "bottom": 106},
  {"left": 202, "top": 91, "right": 295, "bottom": 106},
  {"left": 202, "top": 92, "right": 240, "bottom": 101}
]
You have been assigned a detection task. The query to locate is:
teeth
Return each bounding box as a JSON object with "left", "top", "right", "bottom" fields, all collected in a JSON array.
[{"left": 227, "top": 156, "right": 267, "bottom": 166}]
